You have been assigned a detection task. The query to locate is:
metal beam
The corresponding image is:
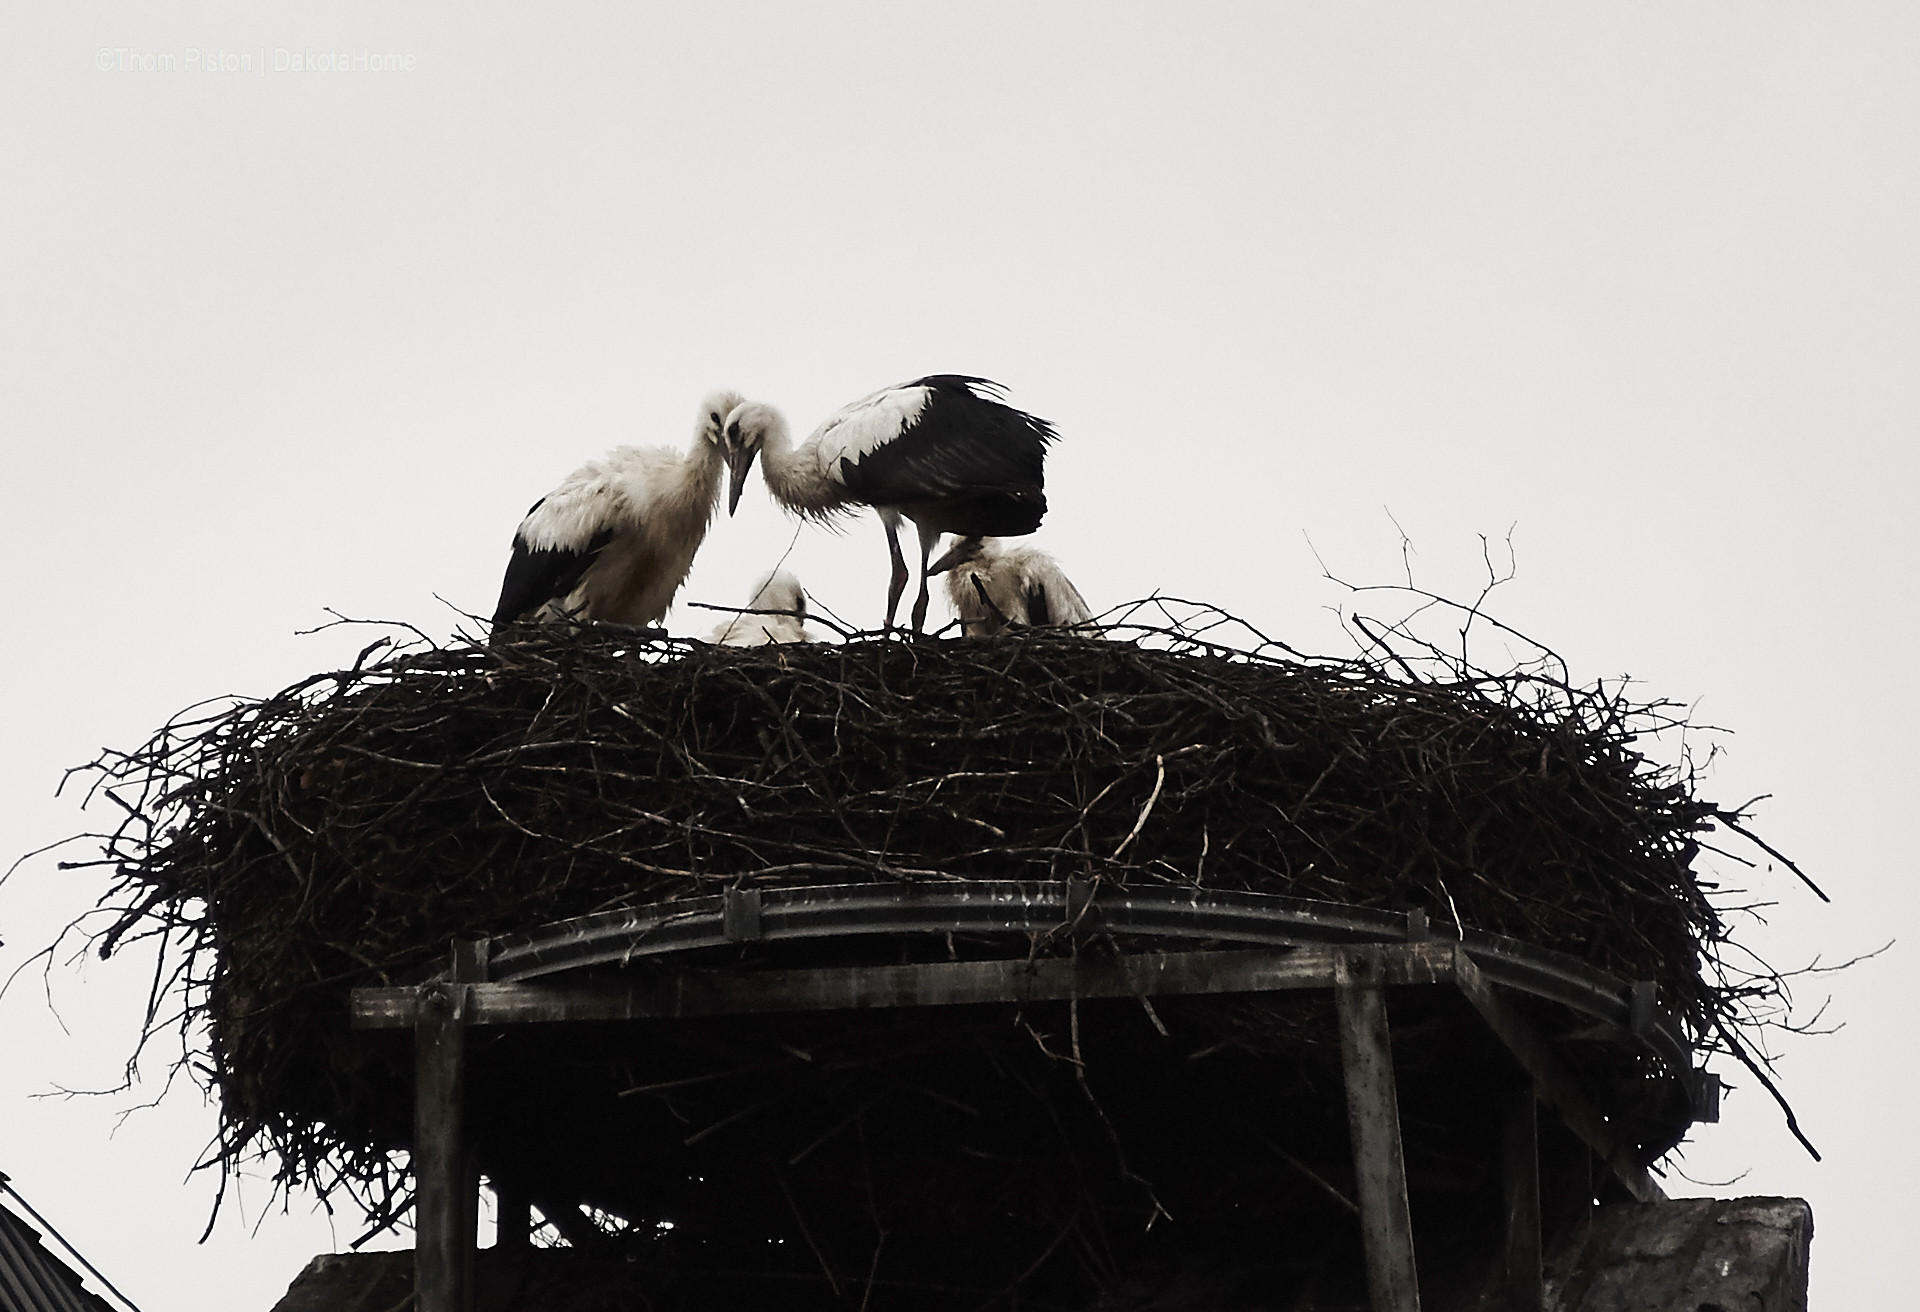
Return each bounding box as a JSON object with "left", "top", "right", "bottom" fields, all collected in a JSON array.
[
  {"left": 355, "top": 943, "right": 1459, "bottom": 1029},
  {"left": 460, "top": 880, "right": 1700, "bottom": 1119},
  {"left": 1335, "top": 946, "right": 1421, "bottom": 1312},
  {"left": 481, "top": 881, "right": 1416, "bottom": 981}
]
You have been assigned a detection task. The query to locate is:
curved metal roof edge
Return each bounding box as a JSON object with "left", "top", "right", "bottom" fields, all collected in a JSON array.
[{"left": 457, "top": 879, "right": 1704, "bottom": 1115}]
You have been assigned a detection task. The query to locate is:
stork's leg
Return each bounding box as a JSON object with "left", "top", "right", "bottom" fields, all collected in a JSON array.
[
  {"left": 882, "top": 514, "right": 910, "bottom": 631},
  {"left": 910, "top": 524, "right": 940, "bottom": 633},
  {"left": 911, "top": 578, "right": 932, "bottom": 634}
]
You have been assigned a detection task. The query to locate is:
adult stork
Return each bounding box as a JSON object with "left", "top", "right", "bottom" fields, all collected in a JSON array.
[
  {"left": 490, "top": 390, "right": 743, "bottom": 639},
  {"left": 722, "top": 375, "right": 1057, "bottom": 631},
  {"left": 939, "top": 538, "right": 1094, "bottom": 636},
  {"left": 707, "top": 569, "right": 815, "bottom": 646}
]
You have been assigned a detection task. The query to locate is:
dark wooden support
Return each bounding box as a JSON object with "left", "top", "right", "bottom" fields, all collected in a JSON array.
[
  {"left": 493, "top": 1178, "right": 531, "bottom": 1251},
  {"left": 354, "top": 930, "right": 1674, "bottom": 1312},
  {"left": 414, "top": 978, "right": 470, "bottom": 1312},
  {"left": 1501, "top": 1088, "right": 1543, "bottom": 1312},
  {"left": 1335, "top": 947, "right": 1421, "bottom": 1312},
  {"left": 1446, "top": 948, "right": 1663, "bottom": 1204},
  {"left": 1536, "top": 1115, "right": 1596, "bottom": 1251}
]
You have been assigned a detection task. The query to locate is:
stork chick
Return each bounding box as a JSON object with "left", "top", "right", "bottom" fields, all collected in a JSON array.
[
  {"left": 936, "top": 538, "right": 1093, "bottom": 636},
  {"left": 491, "top": 390, "right": 743, "bottom": 639},
  {"left": 722, "top": 376, "right": 1056, "bottom": 632},
  {"left": 707, "top": 569, "right": 815, "bottom": 646}
]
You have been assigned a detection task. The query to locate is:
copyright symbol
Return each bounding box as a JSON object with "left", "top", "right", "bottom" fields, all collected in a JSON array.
[{"left": 95, "top": 48, "right": 115, "bottom": 72}]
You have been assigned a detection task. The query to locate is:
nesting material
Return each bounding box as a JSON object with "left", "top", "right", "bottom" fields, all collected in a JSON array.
[{"left": 66, "top": 606, "right": 1790, "bottom": 1301}]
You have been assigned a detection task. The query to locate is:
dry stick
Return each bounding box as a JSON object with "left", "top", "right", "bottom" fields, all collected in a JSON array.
[
  {"left": 617, "top": 1065, "right": 772, "bottom": 1098},
  {"left": 478, "top": 783, "right": 701, "bottom": 879},
  {"left": 682, "top": 1089, "right": 794, "bottom": 1147},
  {"left": 775, "top": 1171, "right": 844, "bottom": 1300},
  {"left": 1712, "top": 810, "right": 1830, "bottom": 903},
  {"left": 970, "top": 1206, "right": 1084, "bottom": 1312},
  {"left": 788, "top": 1099, "right": 879, "bottom": 1167},
  {"left": 1350, "top": 614, "right": 1421, "bottom": 683},
  {"left": 1111, "top": 755, "right": 1167, "bottom": 860},
  {"left": 1252, "top": 1132, "right": 1360, "bottom": 1216},
  {"left": 1434, "top": 874, "right": 1466, "bottom": 940},
  {"left": 857, "top": 1231, "right": 888, "bottom": 1312},
  {"left": 1713, "top": 1017, "right": 1821, "bottom": 1161},
  {"left": 1068, "top": 998, "right": 1170, "bottom": 1227},
  {"left": 853, "top": 1117, "right": 890, "bottom": 1312},
  {"left": 1061, "top": 767, "right": 1135, "bottom": 847}
]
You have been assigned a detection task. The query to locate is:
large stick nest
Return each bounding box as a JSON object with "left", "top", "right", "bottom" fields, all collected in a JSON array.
[{"left": 61, "top": 602, "right": 1801, "bottom": 1307}]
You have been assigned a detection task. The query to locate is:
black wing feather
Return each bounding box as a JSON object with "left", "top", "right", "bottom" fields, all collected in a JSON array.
[
  {"left": 490, "top": 500, "right": 614, "bottom": 635},
  {"left": 1026, "top": 581, "right": 1051, "bottom": 628},
  {"left": 836, "top": 377, "right": 1056, "bottom": 534}
]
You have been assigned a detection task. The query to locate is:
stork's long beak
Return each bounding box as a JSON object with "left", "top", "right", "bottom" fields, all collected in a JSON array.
[
  {"left": 726, "top": 446, "right": 760, "bottom": 517},
  {"left": 927, "top": 536, "right": 982, "bottom": 576}
]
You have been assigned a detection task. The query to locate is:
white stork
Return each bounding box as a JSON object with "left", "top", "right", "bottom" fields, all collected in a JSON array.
[
  {"left": 721, "top": 376, "right": 1057, "bottom": 632},
  {"left": 938, "top": 538, "right": 1094, "bottom": 636},
  {"left": 490, "top": 390, "right": 743, "bottom": 639},
  {"left": 707, "top": 569, "right": 815, "bottom": 646}
]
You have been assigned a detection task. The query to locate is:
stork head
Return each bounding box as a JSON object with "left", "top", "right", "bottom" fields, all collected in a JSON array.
[
  {"left": 697, "top": 390, "right": 747, "bottom": 450},
  {"left": 750, "top": 568, "right": 807, "bottom": 618},
  {"left": 722, "top": 401, "right": 787, "bottom": 516},
  {"left": 928, "top": 535, "right": 991, "bottom": 577}
]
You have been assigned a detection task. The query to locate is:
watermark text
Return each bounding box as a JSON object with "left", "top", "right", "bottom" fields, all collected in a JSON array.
[{"left": 96, "top": 47, "right": 418, "bottom": 75}]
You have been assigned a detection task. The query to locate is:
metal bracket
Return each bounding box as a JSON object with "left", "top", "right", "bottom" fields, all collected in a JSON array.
[
  {"left": 723, "top": 888, "right": 764, "bottom": 943},
  {"left": 452, "top": 936, "right": 489, "bottom": 984},
  {"left": 1693, "top": 1069, "right": 1722, "bottom": 1124}
]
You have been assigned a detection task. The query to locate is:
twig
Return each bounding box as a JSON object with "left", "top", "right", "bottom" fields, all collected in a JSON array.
[
  {"left": 1110, "top": 755, "right": 1166, "bottom": 860},
  {"left": 1712, "top": 810, "right": 1830, "bottom": 903},
  {"left": 1252, "top": 1132, "right": 1359, "bottom": 1216}
]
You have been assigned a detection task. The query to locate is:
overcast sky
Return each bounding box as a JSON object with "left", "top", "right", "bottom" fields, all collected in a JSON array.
[{"left": 2, "top": 4, "right": 1914, "bottom": 1308}]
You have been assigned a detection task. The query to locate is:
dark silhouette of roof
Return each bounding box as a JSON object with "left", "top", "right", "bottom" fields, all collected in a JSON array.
[{"left": 0, "top": 1175, "right": 116, "bottom": 1312}]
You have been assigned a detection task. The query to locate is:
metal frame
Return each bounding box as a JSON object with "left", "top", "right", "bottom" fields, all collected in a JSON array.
[
  {"left": 475, "top": 882, "right": 1701, "bottom": 1100},
  {"left": 353, "top": 880, "right": 1707, "bottom": 1312}
]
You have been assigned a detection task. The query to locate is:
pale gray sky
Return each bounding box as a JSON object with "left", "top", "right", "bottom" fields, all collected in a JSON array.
[{"left": 2, "top": 4, "right": 1914, "bottom": 1308}]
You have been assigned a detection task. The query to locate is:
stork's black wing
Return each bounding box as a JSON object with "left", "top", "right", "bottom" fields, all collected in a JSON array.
[
  {"left": 835, "top": 376, "right": 1056, "bottom": 534},
  {"left": 1026, "top": 580, "right": 1052, "bottom": 628},
  {"left": 490, "top": 497, "right": 613, "bottom": 636}
]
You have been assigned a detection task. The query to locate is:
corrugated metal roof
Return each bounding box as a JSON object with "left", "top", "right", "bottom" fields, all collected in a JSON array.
[{"left": 0, "top": 1182, "right": 114, "bottom": 1312}]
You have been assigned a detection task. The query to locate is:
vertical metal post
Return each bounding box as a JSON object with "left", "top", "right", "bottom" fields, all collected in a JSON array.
[
  {"left": 415, "top": 978, "right": 469, "bottom": 1312},
  {"left": 1335, "top": 946, "right": 1421, "bottom": 1312},
  {"left": 1502, "top": 1088, "right": 1543, "bottom": 1312}
]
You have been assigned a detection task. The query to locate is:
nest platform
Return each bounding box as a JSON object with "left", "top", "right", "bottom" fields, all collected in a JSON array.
[{"left": 72, "top": 615, "right": 1783, "bottom": 1311}]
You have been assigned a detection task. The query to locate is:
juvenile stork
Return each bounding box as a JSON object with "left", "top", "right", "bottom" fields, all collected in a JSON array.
[
  {"left": 491, "top": 390, "right": 743, "bottom": 639},
  {"left": 707, "top": 569, "right": 815, "bottom": 646},
  {"left": 938, "top": 538, "right": 1093, "bottom": 636},
  {"left": 722, "top": 376, "right": 1056, "bottom": 631}
]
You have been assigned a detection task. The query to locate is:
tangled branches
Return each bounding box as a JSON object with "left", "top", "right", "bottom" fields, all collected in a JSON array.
[{"left": 51, "top": 601, "right": 1804, "bottom": 1259}]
